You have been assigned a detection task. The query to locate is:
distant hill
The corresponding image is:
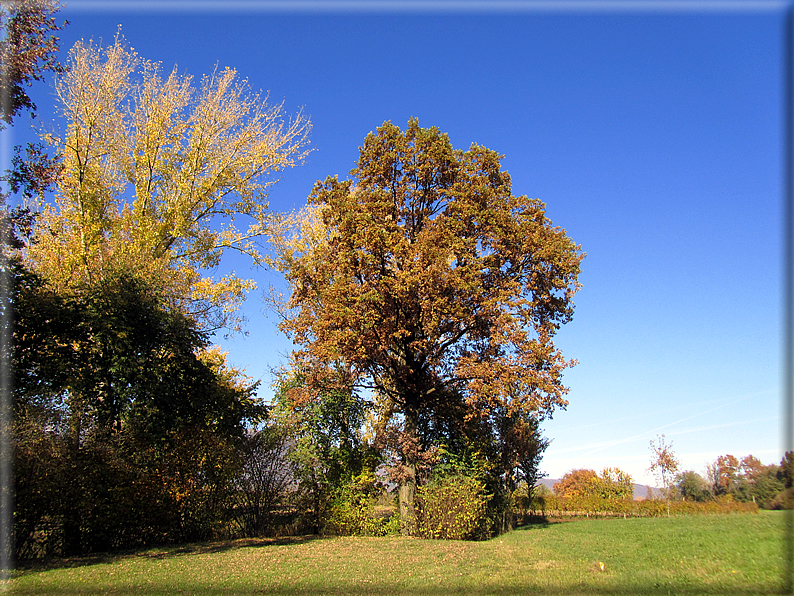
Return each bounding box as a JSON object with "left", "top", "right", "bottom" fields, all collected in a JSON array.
[{"left": 536, "top": 478, "right": 658, "bottom": 501}]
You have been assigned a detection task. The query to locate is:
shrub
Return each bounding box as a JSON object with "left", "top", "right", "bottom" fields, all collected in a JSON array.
[
  {"left": 770, "top": 487, "right": 794, "bottom": 510},
  {"left": 323, "top": 471, "right": 399, "bottom": 537},
  {"left": 415, "top": 473, "right": 489, "bottom": 540}
]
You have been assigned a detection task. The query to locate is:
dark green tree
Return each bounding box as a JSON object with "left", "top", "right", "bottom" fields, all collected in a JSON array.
[
  {"left": 780, "top": 452, "right": 794, "bottom": 489},
  {"left": 744, "top": 465, "right": 784, "bottom": 508},
  {"left": 676, "top": 470, "right": 711, "bottom": 502},
  {"left": 273, "top": 370, "right": 375, "bottom": 534},
  {"left": 11, "top": 268, "right": 264, "bottom": 556},
  {"left": 14, "top": 270, "right": 262, "bottom": 442}
]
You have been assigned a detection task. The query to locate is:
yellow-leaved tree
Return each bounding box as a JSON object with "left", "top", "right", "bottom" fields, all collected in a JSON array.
[{"left": 27, "top": 33, "right": 311, "bottom": 331}]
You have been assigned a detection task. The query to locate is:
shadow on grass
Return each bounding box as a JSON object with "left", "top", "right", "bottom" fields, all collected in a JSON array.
[
  {"left": 11, "top": 534, "right": 321, "bottom": 576},
  {"left": 513, "top": 515, "right": 572, "bottom": 531}
]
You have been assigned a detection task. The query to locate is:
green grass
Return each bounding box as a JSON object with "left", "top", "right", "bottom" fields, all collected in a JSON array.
[{"left": 7, "top": 511, "right": 787, "bottom": 595}]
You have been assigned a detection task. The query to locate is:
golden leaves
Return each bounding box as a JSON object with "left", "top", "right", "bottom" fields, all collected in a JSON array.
[{"left": 28, "top": 33, "right": 311, "bottom": 332}]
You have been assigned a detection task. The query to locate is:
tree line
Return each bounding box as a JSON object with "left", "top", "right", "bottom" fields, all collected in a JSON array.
[
  {"left": 3, "top": 2, "right": 583, "bottom": 559},
  {"left": 540, "top": 441, "right": 793, "bottom": 511},
  {"left": 644, "top": 436, "right": 792, "bottom": 509},
  {"left": 674, "top": 453, "right": 793, "bottom": 509}
]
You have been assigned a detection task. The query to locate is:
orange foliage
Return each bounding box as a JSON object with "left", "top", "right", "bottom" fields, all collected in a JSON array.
[
  {"left": 278, "top": 118, "right": 583, "bottom": 428},
  {"left": 553, "top": 469, "right": 599, "bottom": 497},
  {"left": 276, "top": 119, "right": 583, "bottom": 524}
]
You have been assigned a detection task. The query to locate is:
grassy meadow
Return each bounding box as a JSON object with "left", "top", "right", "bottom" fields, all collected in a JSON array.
[{"left": 8, "top": 511, "right": 786, "bottom": 595}]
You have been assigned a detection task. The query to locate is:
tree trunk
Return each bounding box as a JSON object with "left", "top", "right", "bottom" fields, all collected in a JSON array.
[
  {"left": 398, "top": 463, "right": 416, "bottom": 536},
  {"left": 311, "top": 474, "right": 321, "bottom": 535},
  {"left": 398, "top": 409, "right": 419, "bottom": 536}
]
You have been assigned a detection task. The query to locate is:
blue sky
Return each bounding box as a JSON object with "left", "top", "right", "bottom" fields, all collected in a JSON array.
[{"left": 9, "top": 1, "right": 786, "bottom": 485}]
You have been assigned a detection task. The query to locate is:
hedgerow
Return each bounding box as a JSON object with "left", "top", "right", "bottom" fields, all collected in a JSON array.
[{"left": 522, "top": 494, "right": 758, "bottom": 519}]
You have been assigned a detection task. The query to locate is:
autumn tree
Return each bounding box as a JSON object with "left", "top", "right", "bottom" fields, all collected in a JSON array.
[
  {"left": 276, "top": 118, "right": 583, "bottom": 531},
  {"left": 733, "top": 455, "right": 763, "bottom": 503},
  {"left": 649, "top": 434, "right": 679, "bottom": 515},
  {"left": 553, "top": 467, "right": 633, "bottom": 500},
  {"left": 597, "top": 467, "right": 635, "bottom": 500},
  {"left": 707, "top": 454, "right": 740, "bottom": 497},
  {"left": 0, "top": 0, "right": 65, "bottom": 238},
  {"left": 26, "top": 34, "right": 310, "bottom": 332},
  {"left": 553, "top": 469, "right": 599, "bottom": 497},
  {"left": 4, "top": 23, "right": 311, "bottom": 555},
  {"left": 0, "top": 0, "right": 66, "bottom": 126}
]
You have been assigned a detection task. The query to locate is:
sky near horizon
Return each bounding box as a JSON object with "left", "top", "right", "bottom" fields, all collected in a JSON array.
[{"left": 8, "top": 0, "right": 787, "bottom": 486}]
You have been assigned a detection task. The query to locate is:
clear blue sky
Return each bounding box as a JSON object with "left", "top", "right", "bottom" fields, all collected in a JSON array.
[{"left": 11, "top": 1, "right": 786, "bottom": 486}]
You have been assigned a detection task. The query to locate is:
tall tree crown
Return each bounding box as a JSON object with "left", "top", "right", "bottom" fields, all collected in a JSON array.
[
  {"left": 25, "top": 34, "right": 311, "bottom": 331},
  {"left": 279, "top": 118, "right": 583, "bottom": 423}
]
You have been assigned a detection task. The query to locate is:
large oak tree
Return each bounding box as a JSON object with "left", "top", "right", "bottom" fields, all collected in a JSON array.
[{"left": 277, "top": 119, "right": 583, "bottom": 529}]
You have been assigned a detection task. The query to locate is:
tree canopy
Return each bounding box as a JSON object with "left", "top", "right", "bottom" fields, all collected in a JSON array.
[
  {"left": 553, "top": 468, "right": 634, "bottom": 500},
  {"left": 275, "top": 118, "right": 583, "bottom": 527},
  {"left": 25, "top": 34, "right": 311, "bottom": 332},
  {"left": 0, "top": 0, "right": 66, "bottom": 126}
]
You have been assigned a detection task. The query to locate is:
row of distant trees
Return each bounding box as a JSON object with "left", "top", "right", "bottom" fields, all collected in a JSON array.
[
  {"left": 4, "top": 2, "right": 582, "bottom": 558},
  {"left": 642, "top": 436, "right": 790, "bottom": 508},
  {"left": 540, "top": 451, "right": 793, "bottom": 510},
  {"left": 672, "top": 453, "right": 793, "bottom": 509}
]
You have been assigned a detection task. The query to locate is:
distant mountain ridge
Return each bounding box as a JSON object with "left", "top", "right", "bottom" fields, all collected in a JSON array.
[{"left": 536, "top": 478, "right": 658, "bottom": 501}]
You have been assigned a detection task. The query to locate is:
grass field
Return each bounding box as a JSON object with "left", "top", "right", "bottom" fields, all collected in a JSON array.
[{"left": 7, "top": 511, "right": 788, "bottom": 595}]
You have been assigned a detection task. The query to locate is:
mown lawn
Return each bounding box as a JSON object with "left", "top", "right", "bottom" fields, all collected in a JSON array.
[{"left": 8, "top": 511, "right": 787, "bottom": 595}]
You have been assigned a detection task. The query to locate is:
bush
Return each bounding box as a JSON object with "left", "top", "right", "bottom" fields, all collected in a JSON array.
[
  {"left": 323, "top": 471, "right": 399, "bottom": 537},
  {"left": 770, "top": 487, "right": 794, "bottom": 510},
  {"left": 415, "top": 473, "right": 490, "bottom": 540}
]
